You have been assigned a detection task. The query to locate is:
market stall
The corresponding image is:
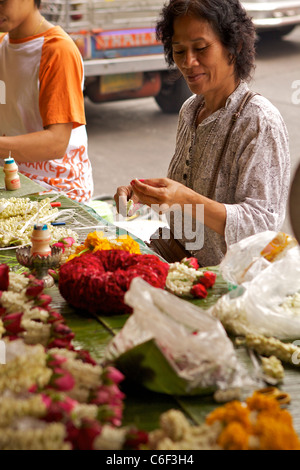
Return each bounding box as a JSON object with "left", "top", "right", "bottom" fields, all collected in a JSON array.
[{"left": 0, "top": 172, "right": 300, "bottom": 451}]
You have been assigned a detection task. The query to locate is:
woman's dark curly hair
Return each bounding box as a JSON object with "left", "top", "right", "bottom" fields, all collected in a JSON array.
[
  {"left": 34, "top": 0, "right": 41, "bottom": 8},
  {"left": 156, "top": 0, "right": 256, "bottom": 81}
]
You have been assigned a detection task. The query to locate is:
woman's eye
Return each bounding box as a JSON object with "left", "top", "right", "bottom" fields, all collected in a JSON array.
[
  {"left": 173, "top": 50, "right": 185, "bottom": 55},
  {"left": 196, "top": 46, "right": 209, "bottom": 53}
]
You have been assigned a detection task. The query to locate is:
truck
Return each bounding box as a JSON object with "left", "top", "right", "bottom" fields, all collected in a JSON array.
[{"left": 41, "top": 0, "right": 300, "bottom": 114}]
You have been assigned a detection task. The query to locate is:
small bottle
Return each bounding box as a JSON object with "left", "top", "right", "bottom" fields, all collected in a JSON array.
[
  {"left": 30, "top": 224, "right": 52, "bottom": 257},
  {"left": 3, "top": 153, "right": 21, "bottom": 190}
]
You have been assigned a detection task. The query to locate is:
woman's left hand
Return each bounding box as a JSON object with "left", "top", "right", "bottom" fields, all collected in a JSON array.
[{"left": 130, "top": 178, "right": 189, "bottom": 212}]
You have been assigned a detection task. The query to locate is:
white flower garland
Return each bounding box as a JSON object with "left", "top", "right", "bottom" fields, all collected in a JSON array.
[
  {"left": 0, "top": 421, "right": 70, "bottom": 450},
  {"left": 0, "top": 340, "right": 52, "bottom": 394},
  {"left": 165, "top": 262, "right": 203, "bottom": 296}
]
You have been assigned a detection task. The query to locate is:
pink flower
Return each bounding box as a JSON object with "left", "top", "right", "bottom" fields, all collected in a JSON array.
[
  {"left": 181, "top": 257, "right": 200, "bottom": 270},
  {"left": 47, "top": 337, "right": 73, "bottom": 349},
  {"left": 42, "top": 394, "right": 77, "bottom": 422},
  {"left": 190, "top": 283, "right": 208, "bottom": 299},
  {"left": 35, "top": 294, "right": 52, "bottom": 308},
  {"left": 3, "top": 312, "right": 24, "bottom": 335},
  {"left": 47, "top": 310, "right": 64, "bottom": 324},
  {"left": 48, "top": 269, "right": 59, "bottom": 282},
  {"left": 47, "top": 353, "right": 68, "bottom": 368},
  {"left": 0, "top": 264, "right": 9, "bottom": 291},
  {"left": 51, "top": 322, "right": 75, "bottom": 344},
  {"left": 125, "top": 428, "right": 149, "bottom": 450},
  {"left": 199, "top": 271, "right": 217, "bottom": 289},
  {"left": 103, "top": 366, "right": 124, "bottom": 385},
  {"left": 41, "top": 394, "right": 52, "bottom": 408},
  {"left": 66, "top": 419, "right": 102, "bottom": 451},
  {"left": 26, "top": 279, "right": 44, "bottom": 298},
  {"left": 75, "top": 349, "right": 97, "bottom": 366},
  {"left": 52, "top": 237, "right": 75, "bottom": 254},
  {"left": 48, "top": 367, "right": 75, "bottom": 392},
  {"left": 52, "top": 241, "right": 65, "bottom": 253}
]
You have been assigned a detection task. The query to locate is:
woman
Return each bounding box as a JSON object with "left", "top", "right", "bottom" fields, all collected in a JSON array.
[
  {"left": 0, "top": 0, "right": 93, "bottom": 203},
  {"left": 114, "top": 0, "right": 290, "bottom": 266}
]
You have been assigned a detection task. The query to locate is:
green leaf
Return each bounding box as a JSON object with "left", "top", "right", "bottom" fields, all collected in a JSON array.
[{"left": 115, "top": 339, "right": 216, "bottom": 397}]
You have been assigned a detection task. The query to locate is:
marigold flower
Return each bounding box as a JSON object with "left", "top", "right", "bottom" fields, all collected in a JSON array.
[
  {"left": 253, "top": 415, "right": 300, "bottom": 450},
  {"left": 206, "top": 401, "right": 251, "bottom": 430},
  {"left": 246, "top": 391, "right": 281, "bottom": 414},
  {"left": 218, "top": 422, "right": 250, "bottom": 450},
  {"left": 66, "top": 231, "right": 142, "bottom": 263}
]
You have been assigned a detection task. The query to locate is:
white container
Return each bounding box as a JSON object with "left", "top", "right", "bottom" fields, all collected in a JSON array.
[
  {"left": 3, "top": 157, "right": 21, "bottom": 191},
  {"left": 30, "top": 224, "right": 52, "bottom": 257}
]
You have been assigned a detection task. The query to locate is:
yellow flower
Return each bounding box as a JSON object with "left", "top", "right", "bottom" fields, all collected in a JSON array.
[{"left": 66, "top": 231, "right": 141, "bottom": 262}]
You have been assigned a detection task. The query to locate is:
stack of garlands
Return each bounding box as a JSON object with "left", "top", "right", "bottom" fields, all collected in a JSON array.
[
  {"left": 0, "top": 264, "right": 147, "bottom": 450},
  {"left": 58, "top": 232, "right": 170, "bottom": 315}
]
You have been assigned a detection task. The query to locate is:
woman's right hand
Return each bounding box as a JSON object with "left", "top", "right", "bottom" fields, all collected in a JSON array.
[{"left": 114, "top": 184, "right": 140, "bottom": 216}]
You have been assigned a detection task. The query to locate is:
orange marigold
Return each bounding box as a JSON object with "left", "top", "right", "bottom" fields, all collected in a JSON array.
[
  {"left": 218, "top": 422, "right": 250, "bottom": 450},
  {"left": 253, "top": 415, "right": 300, "bottom": 450},
  {"left": 246, "top": 392, "right": 281, "bottom": 414},
  {"left": 206, "top": 401, "right": 251, "bottom": 430},
  {"left": 66, "top": 231, "right": 141, "bottom": 262}
]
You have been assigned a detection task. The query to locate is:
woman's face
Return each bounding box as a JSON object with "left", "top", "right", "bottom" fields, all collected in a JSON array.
[
  {"left": 0, "top": 0, "right": 35, "bottom": 34},
  {"left": 172, "top": 15, "right": 237, "bottom": 98}
]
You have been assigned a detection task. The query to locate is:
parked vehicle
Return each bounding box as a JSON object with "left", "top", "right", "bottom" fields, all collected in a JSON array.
[{"left": 41, "top": 0, "right": 300, "bottom": 113}]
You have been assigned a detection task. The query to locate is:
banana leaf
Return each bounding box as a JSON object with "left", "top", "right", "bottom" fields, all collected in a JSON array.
[{"left": 115, "top": 338, "right": 217, "bottom": 397}]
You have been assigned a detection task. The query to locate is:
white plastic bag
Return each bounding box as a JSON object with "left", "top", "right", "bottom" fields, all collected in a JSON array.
[
  {"left": 104, "top": 278, "right": 252, "bottom": 395},
  {"left": 213, "top": 246, "right": 300, "bottom": 340},
  {"left": 220, "top": 231, "right": 298, "bottom": 286}
]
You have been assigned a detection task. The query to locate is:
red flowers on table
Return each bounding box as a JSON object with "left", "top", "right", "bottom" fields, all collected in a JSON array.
[
  {"left": 59, "top": 249, "right": 169, "bottom": 315},
  {"left": 191, "top": 271, "right": 217, "bottom": 299}
]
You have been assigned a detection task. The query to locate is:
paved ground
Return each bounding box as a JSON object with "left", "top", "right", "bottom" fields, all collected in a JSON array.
[{"left": 85, "top": 26, "right": 300, "bottom": 240}]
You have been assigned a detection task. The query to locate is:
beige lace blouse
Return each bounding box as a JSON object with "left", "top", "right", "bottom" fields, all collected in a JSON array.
[{"left": 167, "top": 81, "right": 290, "bottom": 266}]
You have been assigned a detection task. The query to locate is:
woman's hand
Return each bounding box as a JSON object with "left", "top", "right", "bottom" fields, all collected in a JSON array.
[
  {"left": 114, "top": 184, "right": 140, "bottom": 216},
  {"left": 130, "top": 178, "right": 188, "bottom": 212}
]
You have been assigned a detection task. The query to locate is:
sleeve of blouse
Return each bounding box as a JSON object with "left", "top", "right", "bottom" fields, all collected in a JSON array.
[{"left": 224, "top": 103, "right": 291, "bottom": 247}]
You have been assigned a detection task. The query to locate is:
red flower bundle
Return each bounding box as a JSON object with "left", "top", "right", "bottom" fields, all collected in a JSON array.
[{"left": 59, "top": 250, "right": 169, "bottom": 315}]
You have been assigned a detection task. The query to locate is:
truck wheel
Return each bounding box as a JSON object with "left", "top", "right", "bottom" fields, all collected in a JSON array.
[{"left": 155, "top": 72, "right": 192, "bottom": 114}]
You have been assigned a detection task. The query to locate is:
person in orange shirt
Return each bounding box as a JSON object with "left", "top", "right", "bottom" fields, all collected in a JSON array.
[{"left": 0, "top": 0, "right": 94, "bottom": 203}]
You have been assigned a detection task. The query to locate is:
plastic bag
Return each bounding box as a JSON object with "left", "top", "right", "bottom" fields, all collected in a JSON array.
[
  {"left": 213, "top": 246, "right": 300, "bottom": 340},
  {"left": 220, "top": 231, "right": 298, "bottom": 286},
  {"left": 104, "top": 277, "right": 253, "bottom": 396}
]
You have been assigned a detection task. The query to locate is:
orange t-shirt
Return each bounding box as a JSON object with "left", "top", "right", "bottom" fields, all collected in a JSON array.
[{"left": 0, "top": 26, "right": 93, "bottom": 202}]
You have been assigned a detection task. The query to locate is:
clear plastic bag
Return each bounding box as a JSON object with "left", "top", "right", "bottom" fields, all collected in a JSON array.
[
  {"left": 213, "top": 246, "right": 300, "bottom": 340},
  {"left": 104, "top": 277, "right": 253, "bottom": 395},
  {"left": 220, "top": 231, "right": 298, "bottom": 286}
]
